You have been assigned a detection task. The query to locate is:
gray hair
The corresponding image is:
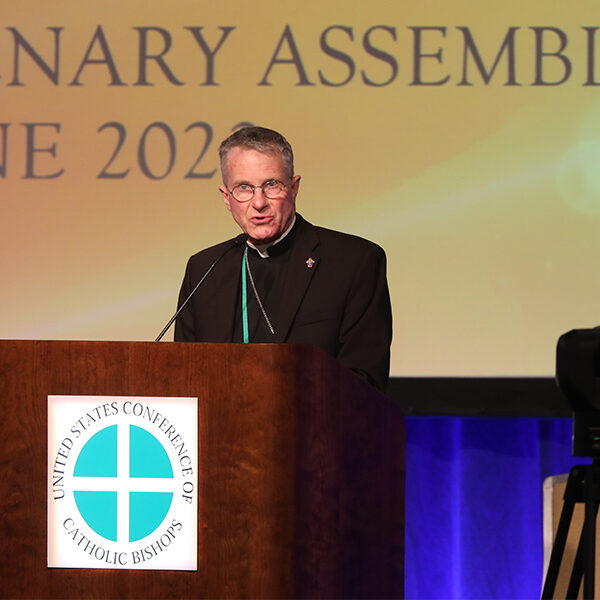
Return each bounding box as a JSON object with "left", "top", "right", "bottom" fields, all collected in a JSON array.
[{"left": 219, "top": 126, "right": 294, "bottom": 183}]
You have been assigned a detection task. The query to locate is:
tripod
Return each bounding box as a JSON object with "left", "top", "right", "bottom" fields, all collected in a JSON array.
[{"left": 542, "top": 460, "right": 600, "bottom": 599}]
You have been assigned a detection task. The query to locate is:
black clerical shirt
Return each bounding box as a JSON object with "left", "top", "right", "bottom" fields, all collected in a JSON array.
[{"left": 232, "top": 221, "right": 297, "bottom": 343}]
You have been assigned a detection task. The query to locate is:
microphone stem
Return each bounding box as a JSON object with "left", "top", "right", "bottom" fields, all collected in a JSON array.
[{"left": 155, "top": 238, "right": 243, "bottom": 342}]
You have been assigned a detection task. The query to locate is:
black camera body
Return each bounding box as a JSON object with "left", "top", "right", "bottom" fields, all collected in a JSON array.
[{"left": 557, "top": 328, "right": 600, "bottom": 457}]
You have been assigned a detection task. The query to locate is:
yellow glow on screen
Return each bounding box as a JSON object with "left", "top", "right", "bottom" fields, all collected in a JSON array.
[{"left": 2, "top": 1, "right": 600, "bottom": 376}]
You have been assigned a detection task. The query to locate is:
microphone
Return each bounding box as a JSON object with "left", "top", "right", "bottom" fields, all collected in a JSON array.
[{"left": 154, "top": 234, "right": 246, "bottom": 342}]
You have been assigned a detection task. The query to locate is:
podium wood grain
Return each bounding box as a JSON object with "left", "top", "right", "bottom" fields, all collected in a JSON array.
[{"left": 0, "top": 340, "right": 405, "bottom": 599}]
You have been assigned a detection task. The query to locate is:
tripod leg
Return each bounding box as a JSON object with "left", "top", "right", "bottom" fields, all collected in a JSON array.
[
  {"left": 542, "top": 488, "right": 579, "bottom": 600},
  {"left": 569, "top": 499, "right": 599, "bottom": 599},
  {"left": 583, "top": 498, "right": 598, "bottom": 598},
  {"left": 542, "top": 467, "right": 585, "bottom": 599},
  {"left": 543, "top": 500, "right": 576, "bottom": 598},
  {"left": 567, "top": 521, "right": 586, "bottom": 598},
  {"left": 565, "top": 474, "right": 599, "bottom": 599}
]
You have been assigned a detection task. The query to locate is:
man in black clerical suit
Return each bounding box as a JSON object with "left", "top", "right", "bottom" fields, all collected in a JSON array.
[{"left": 174, "top": 126, "right": 392, "bottom": 391}]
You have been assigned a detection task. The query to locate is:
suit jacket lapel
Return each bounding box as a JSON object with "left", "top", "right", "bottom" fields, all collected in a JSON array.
[{"left": 274, "top": 215, "right": 320, "bottom": 343}]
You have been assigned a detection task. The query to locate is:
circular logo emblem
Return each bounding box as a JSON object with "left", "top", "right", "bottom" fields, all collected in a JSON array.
[{"left": 73, "top": 424, "right": 175, "bottom": 542}]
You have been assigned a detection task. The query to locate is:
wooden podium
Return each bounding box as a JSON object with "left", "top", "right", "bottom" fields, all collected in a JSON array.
[{"left": 0, "top": 340, "right": 405, "bottom": 599}]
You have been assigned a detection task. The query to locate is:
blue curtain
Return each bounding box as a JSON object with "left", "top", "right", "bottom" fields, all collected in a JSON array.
[{"left": 405, "top": 416, "right": 589, "bottom": 599}]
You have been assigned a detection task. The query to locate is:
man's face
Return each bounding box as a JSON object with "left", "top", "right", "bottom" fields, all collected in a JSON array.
[{"left": 219, "top": 147, "right": 301, "bottom": 246}]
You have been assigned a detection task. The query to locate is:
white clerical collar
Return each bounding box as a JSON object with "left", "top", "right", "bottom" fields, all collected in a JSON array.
[{"left": 246, "top": 214, "right": 296, "bottom": 259}]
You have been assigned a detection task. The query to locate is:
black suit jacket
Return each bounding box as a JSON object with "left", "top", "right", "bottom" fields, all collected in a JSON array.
[{"left": 174, "top": 214, "right": 392, "bottom": 391}]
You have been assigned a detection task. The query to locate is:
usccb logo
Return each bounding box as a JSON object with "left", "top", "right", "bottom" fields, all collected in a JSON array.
[{"left": 48, "top": 395, "right": 198, "bottom": 570}]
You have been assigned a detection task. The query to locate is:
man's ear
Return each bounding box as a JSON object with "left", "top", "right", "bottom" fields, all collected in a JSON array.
[
  {"left": 290, "top": 174, "right": 301, "bottom": 199},
  {"left": 219, "top": 186, "right": 232, "bottom": 212}
]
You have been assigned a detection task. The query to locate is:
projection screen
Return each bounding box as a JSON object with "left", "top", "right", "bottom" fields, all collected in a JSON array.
[{"left": 2, "top": 0, "right": 599, "bottom": 376}]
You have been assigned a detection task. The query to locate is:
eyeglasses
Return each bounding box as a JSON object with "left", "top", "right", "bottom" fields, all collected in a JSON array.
[{"left": 227, "top": 179, "right": 288, "bottom": 203}]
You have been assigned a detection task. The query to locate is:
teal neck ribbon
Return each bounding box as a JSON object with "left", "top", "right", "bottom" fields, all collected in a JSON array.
[{"left": 241, "top": 246, "right": 249, "bottom": 343}]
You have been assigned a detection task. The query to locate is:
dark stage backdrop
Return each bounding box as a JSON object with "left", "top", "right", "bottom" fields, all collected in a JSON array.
[
  {"left": 404, "top": 415, "right": 585, "bottom": 599},
  {"left": 396, "top": 378, "right": 581, "bottom": 599}
]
